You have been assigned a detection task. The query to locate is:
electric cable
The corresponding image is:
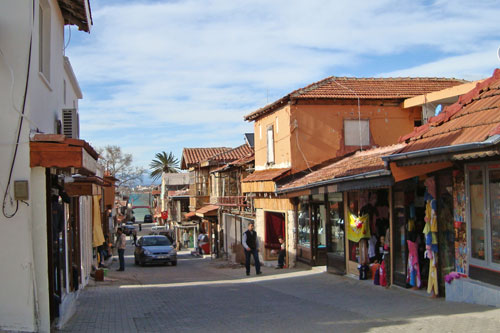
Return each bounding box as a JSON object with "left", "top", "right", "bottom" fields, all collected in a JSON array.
[
  {"left": 2, "top": 12, "right": 33, "bottom": 219},
  {"left": 330, "top": 78, "right": 363, "bottom": 150}
]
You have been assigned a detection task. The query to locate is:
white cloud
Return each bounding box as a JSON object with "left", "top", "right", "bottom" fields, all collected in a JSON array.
[{"left": 68, "top": 0, "right": 500, "bottom": 171}]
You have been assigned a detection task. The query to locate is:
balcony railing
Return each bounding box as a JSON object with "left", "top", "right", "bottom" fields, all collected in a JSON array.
[{"left": 217, "top": 196, "right": 248, "bottom": 207}]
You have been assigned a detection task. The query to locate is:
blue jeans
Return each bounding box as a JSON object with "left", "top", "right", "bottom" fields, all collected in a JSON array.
[
  {"left": 245, "top": 249, "right": 261, "bottom": 274},
  {"left": 118, "top": 249, "right": 125, "bottom": 270}
]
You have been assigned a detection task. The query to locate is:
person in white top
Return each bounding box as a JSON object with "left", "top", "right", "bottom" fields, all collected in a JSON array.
[{"left": 115, "top": 228, "right": 127, "bottom": 271}]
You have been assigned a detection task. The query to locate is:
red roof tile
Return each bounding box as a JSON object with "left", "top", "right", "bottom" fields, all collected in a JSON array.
[
  {"left": 245, "top": 77, "right": 466, "bottom": 121},
  {"left": 242, "top": 168, "right": 291, "bottom": 182},
  {"left": 181, "top": 147, "right": 231, "bottom": 169},
  {"left": 203, "top": 144, "right": 253, "bottom": 164},
  {"left": 399, "top": 69, "right": 500, "bottom": 154},
  {"left": 279, "top": 144, "right": 405, "bottom": 191},
  {"left": 210, "top": 151, "right": 255, "bottom": 173}
]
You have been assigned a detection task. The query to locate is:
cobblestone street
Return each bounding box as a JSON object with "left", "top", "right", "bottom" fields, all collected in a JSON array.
[{"left": 59, "top": 237, "right": 500, "bottom": 333}]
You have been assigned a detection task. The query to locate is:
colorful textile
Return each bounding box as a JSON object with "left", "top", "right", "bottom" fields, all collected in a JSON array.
[
  {"left": 379, "top": 260, "right": 387, "bottom": 286},
  {"left": 347, "top": 212, "right": 370, "bottom": 242},
  {"left": 427, "top": 255, "right": 439, "bottom": 296},
  {"left": 407, "top": 240, "right": 421, "bottom": 288}
]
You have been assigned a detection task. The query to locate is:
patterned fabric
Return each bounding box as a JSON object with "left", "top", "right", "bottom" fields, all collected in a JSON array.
[{"left": 347, "top": 212, "right": 371, "bottom": 242}]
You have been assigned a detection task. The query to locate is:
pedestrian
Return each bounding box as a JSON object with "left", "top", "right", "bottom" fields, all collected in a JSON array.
[
  {"left": 242, "top": 222, "right": 261, "bottom": 276},
  {"left": 197, "top": 229, "right": 205, "bottom": 255},
  {"left": 132, "top": 229, "right": 137, "bottom": 246},
  {"left": 276, "top": 236, "right": 285, "bottom": 269},
  {"left": 115, "top": 227, "right": 126, "bottom": 271},
  {"left": 183, "top": 230, "right": 189, "bottom": 248}
]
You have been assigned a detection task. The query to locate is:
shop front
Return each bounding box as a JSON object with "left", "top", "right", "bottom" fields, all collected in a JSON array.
[{"left": 344, "top": 189, "right": 391, "bottom": 280}]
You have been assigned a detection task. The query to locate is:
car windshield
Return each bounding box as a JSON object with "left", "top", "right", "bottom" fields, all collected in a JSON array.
[{"left": 142, "top": 237, "right": 171, "bottom": 246}]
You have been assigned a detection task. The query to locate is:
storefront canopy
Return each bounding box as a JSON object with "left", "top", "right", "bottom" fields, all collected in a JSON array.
[
  {"left": 195, "top": 205, "right": 219, "bottom": 217},
  {"left": 30, "top": 134, "right": 99, "bottom": 175}
]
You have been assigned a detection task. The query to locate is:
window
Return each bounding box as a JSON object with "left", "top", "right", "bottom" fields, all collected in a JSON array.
[
  {"left": 328, "top": 193, "right": 344, "bottom": 257},
  {"left": 39, "top": 0, "right": 51, "bottom": 81},
  {"left": 267, "top": 125, "right": 274, "bottom": 164},
  {"left": 298, "top": 196, "right": 310, "bottom": 247},
  {"left": 344, "top": 119, "right": 369, "bottom": 146},
  {"left": 467, "top": 164, "right": 500, "bottom": 271}
]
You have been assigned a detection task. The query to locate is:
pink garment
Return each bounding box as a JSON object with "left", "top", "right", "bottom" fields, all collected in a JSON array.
[
  {"left": 379, "top": 260, "right": 387, "bottom": 286},
  {"left": 407, "top": 240, "right": 421, "bottom": 288}
]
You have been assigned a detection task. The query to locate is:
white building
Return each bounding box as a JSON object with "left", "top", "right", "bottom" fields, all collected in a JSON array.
[{"left": 0, "top": 1, "right": 95, "bottom": 332}]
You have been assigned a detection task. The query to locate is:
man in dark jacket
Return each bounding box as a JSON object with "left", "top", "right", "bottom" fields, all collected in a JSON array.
[{"left": 242, "top": 222, "right": 262, "bottom": 276}]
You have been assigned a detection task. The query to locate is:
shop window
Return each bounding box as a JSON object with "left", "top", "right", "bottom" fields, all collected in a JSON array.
[
  {"left": 467, "top": 164, "right": 500, "bottom": 271},
  {"left": 328, "top": 193, "right": 344, "bottom": 257},
  {"left": 344, "top": 119, "right": 369, "bottom": 147},
  {"left": 469, "top": 168, "right": 485, "bottom": 261},
  {"left": 298, "top": 196, "right": 310, "bottom": 247}
]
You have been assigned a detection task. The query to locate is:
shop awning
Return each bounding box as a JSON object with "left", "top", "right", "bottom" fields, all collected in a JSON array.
[
  {"left": 30, "top": 134, "right": 99, "bottom": 175},
  {"left": 65, "top": 176, "right": 104, "bottom": 196},
  {"left": 390, "top": 161, "right": 453, "bottom": 182},
  {"left": 185, "top": 212, "right": 197, "bottom": 219},
  {"left": 195, "top": 205, "right": 219, "bottom": 217}
]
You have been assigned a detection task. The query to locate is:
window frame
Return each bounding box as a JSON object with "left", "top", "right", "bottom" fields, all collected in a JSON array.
[
  {"left": 344, "top": 119, "right": 370, "bottom": 147},
  {"left": 266, "top": 125, "right": 275, "bottom": 165},
  {"left": 466, "top": 163, "right": 500, "bottom": 272},
  {"left": 38, "top": 0, "right": 51, "bottom": 83}
]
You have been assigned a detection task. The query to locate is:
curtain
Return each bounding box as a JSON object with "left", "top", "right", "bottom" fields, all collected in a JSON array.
[{"left": 265, "top": 212, "right": 285, "bottom": 250}]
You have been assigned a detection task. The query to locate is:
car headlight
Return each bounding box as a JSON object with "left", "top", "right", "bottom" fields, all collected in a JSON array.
[
  {"left": 143, "top": 249, "right": 152, "bottom": 256},
  {"left": 169, "top": 249, "right": 177, "bottom": 256}
]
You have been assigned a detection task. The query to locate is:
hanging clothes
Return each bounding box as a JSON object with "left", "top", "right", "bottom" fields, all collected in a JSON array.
[
  {"left": 427, "top": 255, "right": 439, "bottom": 296},
  {"left": 407, "top": 240, "right": 421, "bottom": 288},
  {"left": 347, "top": 211, "right": 370, "bottom": 242}
]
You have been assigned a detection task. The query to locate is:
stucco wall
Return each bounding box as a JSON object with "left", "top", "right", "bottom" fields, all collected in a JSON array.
[
  {"left": 289, "top": 101, "right": 418, "bottom": 173},
  {"left": 253, "top": 105, "right": 292, "bottom": 170},
  {"left": 0, "top": 1, "right": 79, "bottom": 331}
]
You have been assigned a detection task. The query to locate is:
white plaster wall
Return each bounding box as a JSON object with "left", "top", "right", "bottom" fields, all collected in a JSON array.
[
  {"left": 0, "top": 2, "right": 39, "bottom": 331},
  {"left": 287, "top": 210, "right": 297, "bottom": 268},
  {"left": 0, "top": 1, "right": 83, "bottom": 331},
  {"left": 255, "top": 208, "right": 265, "bottom": 263},
  {"left": 31, "top": 167, "right": 51, "bottom": 333}
]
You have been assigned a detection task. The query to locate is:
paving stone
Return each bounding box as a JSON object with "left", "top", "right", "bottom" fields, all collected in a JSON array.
[{"left": 59, "top": 246, "right": 500, "bottom": 333}]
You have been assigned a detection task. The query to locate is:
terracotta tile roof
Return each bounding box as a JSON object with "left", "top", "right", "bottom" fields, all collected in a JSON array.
[
  {"left": 245, "top": 76, "right": 465, "bottom": 121},
  {"left": 210, "top": 151, "right": 255, "bottom": 173},
  {"left": 185, "top": 212, "right": 196, "bottom": 218},
  {"left": 181, "top": 147, "right": 231, "bottom": 169},
  {"left": 398, "top": 69, "right": 500, "bottom": 153},
  {"left": 242, "top": 168, "right": 291, "bottom": 182},
  {"left": 195, "top": 204, "right": 219, "bottom": 214},
  {"left": 278, "top": 144, "right": 405, "bottom": 191},
  {"left": 203, "top": 144, "right": 253, "bottom": 163}
]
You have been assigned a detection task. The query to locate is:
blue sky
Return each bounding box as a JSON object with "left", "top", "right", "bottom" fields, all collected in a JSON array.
[{"left": 66, "top": 0, "right": 500, "bottom": 184}]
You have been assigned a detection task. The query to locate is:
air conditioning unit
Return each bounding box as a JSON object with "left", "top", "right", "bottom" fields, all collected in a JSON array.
[{"left": 62, "top": 109, "right": 79, "bottom": 139}]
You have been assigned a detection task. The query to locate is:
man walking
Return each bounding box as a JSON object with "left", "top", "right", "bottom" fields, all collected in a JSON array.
[
  {"left": 242, "top": 222, "right": 261, "bottom": 276},
  {"left": 115, "top": 227, "right": 126, "bottom": 271}
]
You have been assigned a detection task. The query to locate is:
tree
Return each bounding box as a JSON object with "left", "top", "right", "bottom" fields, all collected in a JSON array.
[
  {"left": 97, "top": 145, "right": 146, "bottom": 188},
  {"left": 149, "top": 151, "right": 180, "bottom": 182}
]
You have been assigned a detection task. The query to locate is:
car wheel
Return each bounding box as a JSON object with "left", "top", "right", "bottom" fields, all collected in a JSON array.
[{"left": 171, "top": 261, "right": 177, "bottom": 266}]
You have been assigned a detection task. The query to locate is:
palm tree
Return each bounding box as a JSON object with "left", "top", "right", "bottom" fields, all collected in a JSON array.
[{"left": 149, "top": 151, "right": 180, "bottom": 182}]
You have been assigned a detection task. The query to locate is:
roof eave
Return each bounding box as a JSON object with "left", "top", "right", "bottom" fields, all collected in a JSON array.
[
  {"left": 383, "top": 135, "right": 500, "bottom": 163},
  {"left": 276, "top": 169, "right": 391, "bottom": 195}
]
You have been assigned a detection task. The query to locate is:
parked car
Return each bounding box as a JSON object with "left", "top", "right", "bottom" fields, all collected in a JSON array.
[
  {"left": 134, "top": 235, "right": 177, "bottom": 266},
  {"left": 123, "top": 224, "right": 136, "bottom": 236},
  {"left": 143, "top": 214, "right": 153, "bottom": 223}
]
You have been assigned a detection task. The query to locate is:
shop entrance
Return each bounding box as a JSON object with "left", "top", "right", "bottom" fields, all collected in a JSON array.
[
  {"left": 326, "top": 193, "right": 345, "bottom": 274},
  {"left": 297, "top": 194, "right": 328, "bottom": 266}
]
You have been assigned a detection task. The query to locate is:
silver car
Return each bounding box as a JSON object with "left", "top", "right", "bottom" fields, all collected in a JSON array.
[{"left": 134, "top": 235, "right": 177, "bottom": 266}]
